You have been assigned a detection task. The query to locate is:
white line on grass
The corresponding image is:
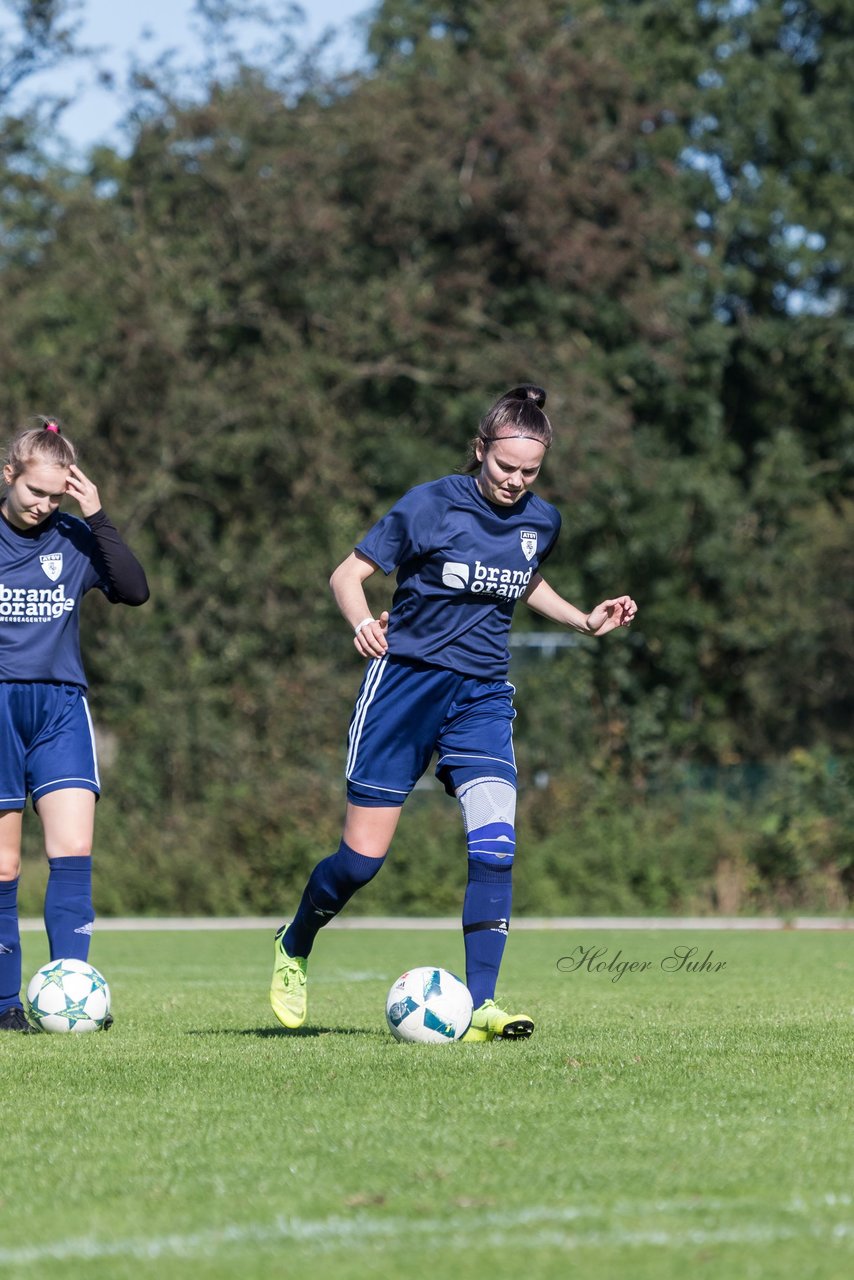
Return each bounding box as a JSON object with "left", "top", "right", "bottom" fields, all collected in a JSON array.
[
  {"left": 17, "top": 916, "right": 854, "bottom": 931},
  {"left": 0, "top": 1198, "right": 851, "bottom": 1267}
]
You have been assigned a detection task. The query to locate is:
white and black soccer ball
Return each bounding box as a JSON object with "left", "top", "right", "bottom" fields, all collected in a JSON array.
[
  {"left": 385, "top": 966, "right": 473, "bottom": 1044},
  {"left": 26, "top": 959, "right": 111, "bottom": 1033}
]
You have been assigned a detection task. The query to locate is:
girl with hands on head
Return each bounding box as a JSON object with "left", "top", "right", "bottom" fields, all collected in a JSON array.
[{"left": 0, "top": 418, "right": 149, "bottom": 1033}]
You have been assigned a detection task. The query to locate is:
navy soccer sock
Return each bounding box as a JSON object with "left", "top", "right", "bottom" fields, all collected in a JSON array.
[
  {"left": 44, "top": 856, "right": 94, "bottom": 962},
  {"left": 0, "top": 878, "right": 23, "bottom": 1014},
  {"left": 463, "top": 860, "right": 513, "bottom": 1009},
  {"left": 284, "top": 841, "right": 385, "bottom": 958}
]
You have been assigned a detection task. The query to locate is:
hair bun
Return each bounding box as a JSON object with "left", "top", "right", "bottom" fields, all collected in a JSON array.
[{"left": 507, "top": 384, "right": 546, "bottom": 409}]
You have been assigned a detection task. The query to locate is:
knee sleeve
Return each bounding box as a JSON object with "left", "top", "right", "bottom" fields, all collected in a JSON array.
[{"left": 456, "top": 776, "right": 516, "bottom": 868}]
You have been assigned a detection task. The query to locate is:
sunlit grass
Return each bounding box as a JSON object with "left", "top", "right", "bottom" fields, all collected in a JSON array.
[{"left": 1, "top": 928, "right": 852, "bottom": 1279}]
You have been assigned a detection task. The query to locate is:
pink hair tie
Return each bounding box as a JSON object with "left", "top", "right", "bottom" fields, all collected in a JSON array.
[{"left": 44, "top": 421, "right": 60, "bottom": 434}]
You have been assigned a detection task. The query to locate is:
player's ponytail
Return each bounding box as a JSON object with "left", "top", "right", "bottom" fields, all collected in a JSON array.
[
  {"left": 2, "top": 417, "right": 78, "bottom": 479},
  {"left": 462, "top": 384, "right": 553, "bottom": 473},
  {"left": 504, "top": 385, "right": 547, "bottom": 410}
]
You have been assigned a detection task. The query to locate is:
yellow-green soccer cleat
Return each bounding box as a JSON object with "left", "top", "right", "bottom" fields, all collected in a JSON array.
[
  {"left": 269, "top": 926, "right": 308, "bottom": 1029},
  {"left": 461, "top": 998, "right": 534, "bottom": 1043}
]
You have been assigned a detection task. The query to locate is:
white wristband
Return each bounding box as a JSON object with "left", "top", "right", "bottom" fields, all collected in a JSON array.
[{"left": 354, "top": 617, "right": 376, "bottom": 636}]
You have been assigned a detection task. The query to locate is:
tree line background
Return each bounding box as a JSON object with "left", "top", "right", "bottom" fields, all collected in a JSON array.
[{"left": 4, "top": 0, "right": 851, "bottom": 917}]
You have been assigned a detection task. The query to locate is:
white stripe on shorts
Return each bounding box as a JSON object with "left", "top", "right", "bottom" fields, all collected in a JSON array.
[
  {"left": 31, "top": 775, "right": 100, "bottom": 797},
  {"left": 346, "top": 655, "right": 387, "bottom": 780},
  {"left": 435, "top": 751, "right": 517, "bottom": 774},
  {"left": 82, "top": 695, "right": 101, "bottom": 788}
]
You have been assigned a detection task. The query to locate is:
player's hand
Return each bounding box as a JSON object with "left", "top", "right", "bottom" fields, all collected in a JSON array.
[
  {"left": 585, "top": 596, "right": 637, "bottom": 636},
  {"left": 65, "top": 465, "right": 101, "bottom": 518},
  {"left": 354, "top": 611, "right": 390, "bottom": 658}
]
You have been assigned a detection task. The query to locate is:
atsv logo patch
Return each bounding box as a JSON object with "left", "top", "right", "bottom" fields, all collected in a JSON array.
[
  {"left": 40, "top": 554, "right": 63, "bottom": 582},
  {"left": 520, "top": 530, "right": 537, "bottom": 561}
]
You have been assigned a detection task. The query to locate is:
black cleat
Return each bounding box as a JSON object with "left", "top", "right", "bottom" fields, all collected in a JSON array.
[{"left": 0, "top": 1006, "right": 39, "bottom": 1033}]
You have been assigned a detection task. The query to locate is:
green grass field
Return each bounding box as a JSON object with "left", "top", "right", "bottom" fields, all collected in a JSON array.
[{"left": 1, "top": 926, "right": 852, "bottom": 1280}]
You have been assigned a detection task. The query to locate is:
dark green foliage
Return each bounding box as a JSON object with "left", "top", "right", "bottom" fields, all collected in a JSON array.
[{"left": 2, "top": 0, "right": 851, "bottom": 914}]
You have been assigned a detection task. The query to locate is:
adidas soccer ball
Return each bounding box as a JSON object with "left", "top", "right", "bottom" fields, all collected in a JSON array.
[
  {"left": 26, "top": 959, "right": 111, "bottom": 1033},
  {"left": 385, "top": 966, "right": 473, "bottom": 1044}
]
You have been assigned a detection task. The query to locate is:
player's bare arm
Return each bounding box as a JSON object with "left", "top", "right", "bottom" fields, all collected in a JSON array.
[
  {"left": 524, "top": 573, "right": 637, "bottom": 636},
  {"left": 329, "top": 550, "right": 390, "bottom": 657}
]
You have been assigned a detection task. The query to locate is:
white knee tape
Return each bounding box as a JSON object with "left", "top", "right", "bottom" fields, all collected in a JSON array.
[{"left": 456, "top": 777, "right": 517, "bottom": 865}]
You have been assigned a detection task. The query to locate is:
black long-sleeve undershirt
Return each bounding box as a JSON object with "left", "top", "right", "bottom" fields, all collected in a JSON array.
[{"left": 85, "top": 509, "right": 150, "bottom": 605}]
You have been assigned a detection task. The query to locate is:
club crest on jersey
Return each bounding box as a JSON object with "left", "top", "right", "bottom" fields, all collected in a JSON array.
[
  {"left": 40, "top": 553, "right": 63, "bottom": 582},
  {"left": 520, "top": 530, "right": 537, "bottom": 561}
]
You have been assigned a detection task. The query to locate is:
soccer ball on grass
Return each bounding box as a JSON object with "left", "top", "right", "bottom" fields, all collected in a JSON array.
[
  {"left": 386, "top": 966, "right": 473, "bottom": 1043},
  {"left": 26, "top": 958, "right": 111, "bottom": 1033}
]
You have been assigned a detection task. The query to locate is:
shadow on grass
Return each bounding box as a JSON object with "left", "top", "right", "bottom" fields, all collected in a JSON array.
[{"left": 186, "top": 1026, "right": 386, "bottom": 1039}]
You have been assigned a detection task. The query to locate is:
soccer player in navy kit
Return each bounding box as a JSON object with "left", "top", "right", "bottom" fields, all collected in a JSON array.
[
  {"left": 0, "top": 420, "right": 149, "bottom": 1032},
  {"left": 271, "top": 386, "right": 637, "bottom": 1040}
]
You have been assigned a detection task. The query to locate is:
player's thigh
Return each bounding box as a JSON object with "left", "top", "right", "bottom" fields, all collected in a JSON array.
[
  {"left": 346, "top": 657, "right": 458, "bottom": 804},
  {"left": 0, "top": 810, "right": 24, "bottom": 879},
  {"left": 27, "top": 686, "right": 100, "bottom": 811},
  {"left": 36, "top": 788, "right": 96, "bottom": 859},
  {"left": 435, "top": 676, "right": 517, "bottom": 790},
  {"left": 0, "top": 684, "right": 28, "bottom": 815}
]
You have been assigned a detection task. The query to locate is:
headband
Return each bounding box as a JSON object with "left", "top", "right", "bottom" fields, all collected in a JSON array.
[{"left": 481, "top": 432, "right": 550, "bottom": 448}]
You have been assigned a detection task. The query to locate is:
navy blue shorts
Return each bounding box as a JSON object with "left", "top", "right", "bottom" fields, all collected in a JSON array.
[
  {"left": 0, "top": 682, "right": 101, "bottom": 811},
  {"left": 345, "top": 655, "right": 517, "bottom": 806}
]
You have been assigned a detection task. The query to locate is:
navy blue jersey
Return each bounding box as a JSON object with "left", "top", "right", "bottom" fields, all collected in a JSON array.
[
  {"left": 0, "top": 511, "right": 112, "bottom": 687},
  {"left": 355, "top": 474, "right": 561, "bottom": 678}
]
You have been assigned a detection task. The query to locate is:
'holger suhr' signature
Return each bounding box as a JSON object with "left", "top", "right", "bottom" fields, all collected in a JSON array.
[{"left": 556, "top": 944, "right": 727, "bottom": 983}]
